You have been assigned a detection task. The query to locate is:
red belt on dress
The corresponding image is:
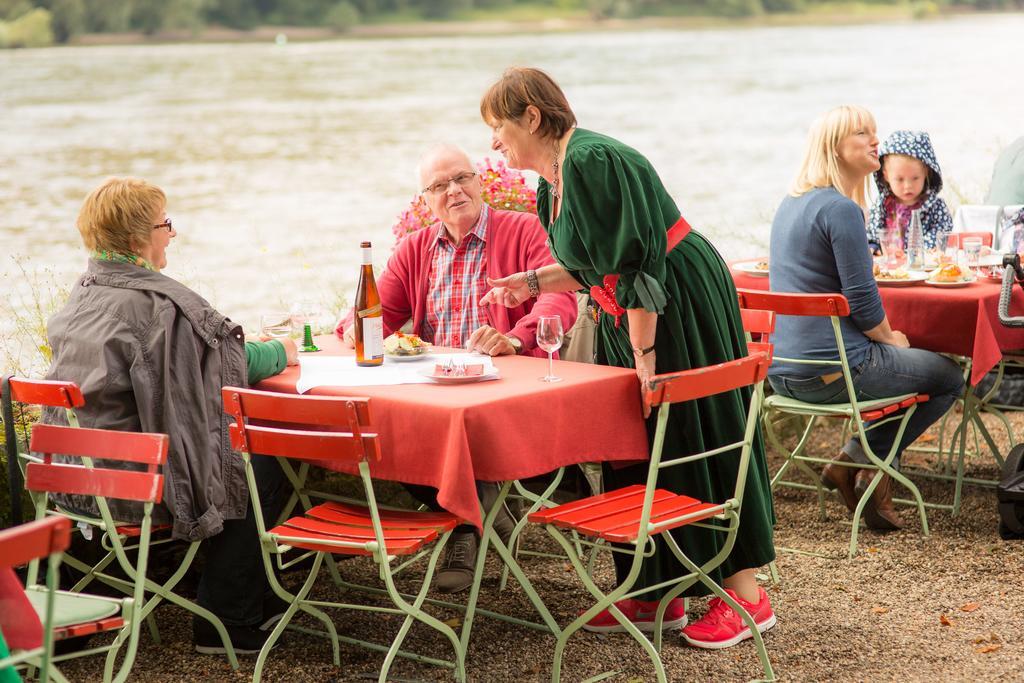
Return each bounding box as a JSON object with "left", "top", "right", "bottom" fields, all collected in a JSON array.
[{"left": 589, "top": 215, "right": 692, "bottom": 328}]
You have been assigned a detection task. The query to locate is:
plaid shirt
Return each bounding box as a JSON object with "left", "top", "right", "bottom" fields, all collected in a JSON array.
[{"left": 423, "top": 206, "right": 491, "bottom": 349}]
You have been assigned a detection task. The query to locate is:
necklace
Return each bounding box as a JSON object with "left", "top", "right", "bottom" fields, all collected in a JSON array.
[
  {"left": 550, "top": 139, "right": 561, "bottom": 201},
  {"left": 549, "top": 139, "right": 561, "bottom": 226}
]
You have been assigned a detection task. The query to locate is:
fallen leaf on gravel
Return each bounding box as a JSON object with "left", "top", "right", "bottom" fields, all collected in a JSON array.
[
  {"left": 444, "top": 616, "right": 462, "bottom": 628},
  {"left": 960, "top": 602, "right": 981, "bottom": 612},
  {"left": 564, "top": 563, "right": 573, "bottom": 572},
  {"left": 914, "top": 433, "right": 937, "bottom": 444},
  {"left": 833, "top": 584, "right": 847, "bottom": 592},
  {"left": 940, "top": 614, "right": 954, "bottom": 626},
  {"left": 867, "top": 547, "right": 879, "bottom": 553},
  {"left": 871, "top": 606, "right": 889, "bottom": 614},
  {"left": 975, "top": 644, "right": 1002, "bottom": 654}
]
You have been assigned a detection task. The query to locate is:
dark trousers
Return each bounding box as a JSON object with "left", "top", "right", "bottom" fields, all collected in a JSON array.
[
  {"left": 197, "top": 455, "right": 286, "bottom": 626},
  {"left": 403, "top": 482, "right": 479, "bottom": 535}
]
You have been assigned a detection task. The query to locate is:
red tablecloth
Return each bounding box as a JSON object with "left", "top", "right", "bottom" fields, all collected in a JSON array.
[
  {"left": 732, "top": 265, "right": 1024, "bottom": 385},
  {"left": 256, "top": 336, "right": 649, "bottom": 529}
]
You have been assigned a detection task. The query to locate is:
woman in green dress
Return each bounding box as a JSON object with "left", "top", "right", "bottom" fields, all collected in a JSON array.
[{"left": 479, "top": 67, "right": 777, "bottom": 649}]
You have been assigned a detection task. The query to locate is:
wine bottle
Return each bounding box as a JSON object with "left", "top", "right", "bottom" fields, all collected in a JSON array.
[
  {"left": 907, "top": 209, "right": 925, "bottom": 270},
  {"left": 354, "top": 241, "right": 384, "bottom": 367}
]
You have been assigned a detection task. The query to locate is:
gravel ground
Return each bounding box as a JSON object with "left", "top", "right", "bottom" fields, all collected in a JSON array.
[{"left": 56, "top": 409, "right": 1024, "bottom": 682}]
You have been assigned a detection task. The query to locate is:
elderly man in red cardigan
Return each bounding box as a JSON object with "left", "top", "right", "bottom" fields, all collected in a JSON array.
[{"left": 337, "top": 143, "right": 577, "bottom": 592}]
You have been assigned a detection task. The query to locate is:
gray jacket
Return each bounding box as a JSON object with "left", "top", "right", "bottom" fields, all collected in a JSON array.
[{"left": 43, "top": 259, "right": 249, "bottom": 541}]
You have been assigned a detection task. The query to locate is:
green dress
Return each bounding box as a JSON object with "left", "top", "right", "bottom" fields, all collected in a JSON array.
[{"left": 537, "top": 129, "right": 776, "bottom": 598}]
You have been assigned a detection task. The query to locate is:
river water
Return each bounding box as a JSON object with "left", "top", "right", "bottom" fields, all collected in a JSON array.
[{"left": 1, "top": 14, "right": 1022, "bottom": 369}]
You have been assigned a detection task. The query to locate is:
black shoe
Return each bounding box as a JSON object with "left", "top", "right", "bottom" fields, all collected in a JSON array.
[
  {"left": 435, "top": 531, "right": 478, "bottom": 594},
  {"left": 193, "top": 616, "right": 278, "bottom": 655}
]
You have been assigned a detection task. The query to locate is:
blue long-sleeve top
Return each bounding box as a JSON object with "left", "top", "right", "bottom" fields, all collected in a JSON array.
[{"left": 768, "top": 187, "right": 886, "bottom": 377}]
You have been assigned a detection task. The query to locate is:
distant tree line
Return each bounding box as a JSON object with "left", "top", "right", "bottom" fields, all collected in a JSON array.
[{"left": 1, "top": 0, "right": 1022, "bottom": 47}]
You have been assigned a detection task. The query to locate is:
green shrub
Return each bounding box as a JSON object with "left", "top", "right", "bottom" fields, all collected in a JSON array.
[
  {"left": 5, "top": 6, "right": 53, "bottom": 47},
  {"left": 326, "top": 0, "right": 361, "bottom": 31}
]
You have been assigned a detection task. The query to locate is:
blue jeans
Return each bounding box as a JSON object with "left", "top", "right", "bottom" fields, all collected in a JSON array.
[{"left": 768, "top": 343, "right": 964, "bottom": 468}]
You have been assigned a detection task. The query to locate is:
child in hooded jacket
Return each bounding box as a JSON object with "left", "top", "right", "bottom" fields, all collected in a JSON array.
[{"left": 867, "top": 130, "right": 954, "bottom": 252}]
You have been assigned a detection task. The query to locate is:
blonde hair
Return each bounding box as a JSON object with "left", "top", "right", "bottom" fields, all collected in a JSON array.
[
  {"left": 480, "top": 67, "right": 577, "bottom": 139},
  {"left": 790, "top": 105, "right": 876, "bottom": 207},
  {"left": 77, "top": 177, "right": 166, "bottom": 254}
]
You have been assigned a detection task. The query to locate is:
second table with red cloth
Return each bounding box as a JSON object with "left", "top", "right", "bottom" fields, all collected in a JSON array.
[
  {"left": 733, "top": 266, "right": 1024, "bottom": 385},
  {"left": 256, "top": 336, "right": 649, "bottom": 529}
]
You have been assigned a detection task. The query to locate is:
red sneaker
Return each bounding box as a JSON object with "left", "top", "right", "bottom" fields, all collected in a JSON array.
[
  {"left": 582, "top": 598, "right": 687, "bottom": 633},
  {"left": 681, "top": 587, "right": 776, "bottom": 649}
]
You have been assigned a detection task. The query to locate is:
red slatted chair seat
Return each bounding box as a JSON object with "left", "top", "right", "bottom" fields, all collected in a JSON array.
[
  {"left": 113, "top": 523, "right": 173, "bottom": 538},
  {"left": 528, "top": 485, "right": 722, "bottom": 544},
  {"left": 54, "top": 617, "right": 125, "bottom": 641},
  {"left": 270, "top": 501, "right": 459, "bottom": 556},
  {"left": 802, "top": 393, "right": 931, "bottom": 422}
]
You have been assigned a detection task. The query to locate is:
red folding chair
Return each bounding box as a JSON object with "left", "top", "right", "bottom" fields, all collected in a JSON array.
[
  {"left": 526, "top": 351, "right": 774, "bottom": 683},
  {"left": 22, "top": 424, "right": 170, "bottom": 682},
  {"left": 736, "top": 289, "right": 931, "bottom": 558},
  {"left": 0, "top": 516, "right": 71, "bottom": 682},
  {"left": 3, "top": 377, "right": 240, "bottom": 669},
  {"left": 221, "top": 387, "right": 465, "bottom": 683}
]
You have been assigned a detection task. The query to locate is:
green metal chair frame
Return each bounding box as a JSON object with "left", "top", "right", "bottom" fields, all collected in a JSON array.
[
  {"left": 527, "top": 350, "right": 774, "bottom": 683},
  {"left": 1, "top": 377, "right": 241, "bottom": 670},
  {"left": 22, "top": 424, "right": 170, "bottom": 682},
  {"left": 221, "top": 386, "right": 467, "bottom": 683},
  {"left": 736, "top": 289, "right": 932, "bottom": 558},
  {"left": 0, "top": 515, "right": 71, "bottom": 682}
]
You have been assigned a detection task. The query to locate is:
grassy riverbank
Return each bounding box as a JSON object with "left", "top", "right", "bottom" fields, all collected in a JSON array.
[{"left": 64, "top": 2, "right": 941, "bottom": 47}]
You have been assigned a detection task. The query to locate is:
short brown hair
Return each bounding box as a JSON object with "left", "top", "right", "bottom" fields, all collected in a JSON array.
[
  {"left": 77, "top": 177, "right": 166, "bottom": 254},
  {"left": 480, "top": 67, "right": 577, "bottom": 139}
]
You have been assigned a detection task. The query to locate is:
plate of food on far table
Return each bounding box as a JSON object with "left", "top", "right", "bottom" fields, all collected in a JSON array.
[
  {"left": 873, "top": 265, "right": 928, "bottom": 286},
  {"left": 733, "top": 260, "right": 770, "bottom": 277},
  {"left": 925, "top": 264, "right": 976, "bottom": 287}
]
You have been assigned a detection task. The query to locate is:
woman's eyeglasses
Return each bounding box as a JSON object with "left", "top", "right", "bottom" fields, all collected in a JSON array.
[
  {"left": 152, "top": 218, "right": 173, "bottom": 232},
  {"left": 421, "top": 172, "right": 477, "bottom": 196}
]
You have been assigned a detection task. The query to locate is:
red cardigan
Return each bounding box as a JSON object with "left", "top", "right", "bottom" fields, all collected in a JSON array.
[{"left": 337, "top": 209, "right": 577, "bottom": 358}]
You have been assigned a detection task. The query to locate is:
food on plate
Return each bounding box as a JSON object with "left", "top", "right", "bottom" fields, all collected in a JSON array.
[
  {"left": 930, "top": 264, "right": 966, "bottom": 283},
  {"left": 754, "top": 260, "right": 769, "bottom": 271},
  {"left": 875, "top": 267, "right": 909, "bottom": 280},
  {"left": 384, "top": 331, "right": 429, "bottom": 356}
]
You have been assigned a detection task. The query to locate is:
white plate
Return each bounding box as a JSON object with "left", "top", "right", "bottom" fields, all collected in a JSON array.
[
  {"left": 385, "top": 350, "right": 432, "bottom": 362},
  {"left": 733, "top": 260, "right": 770, "bottom": 277},
  {"left": 925, "top": 277, "right": 976, "bottom": 288},
  {"left": 875, "top": 272, "right": 929, "bottom": 287},
  {"left": 417, "top": 366, "right": 500, "bottom": 384}
]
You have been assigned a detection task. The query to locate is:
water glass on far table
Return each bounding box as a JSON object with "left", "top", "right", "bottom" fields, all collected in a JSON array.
[
  {"left": 260, "top": 312, "right": 293, "bottom": 339},
  {"left": 536, "top": 315, "right": 564, "bottom": 383},
  {"left": 963, "top": 237, "right": 983, "bottom": 276},
  {"left": 883, "top": 225, "right": 906, "bottom": 271}
]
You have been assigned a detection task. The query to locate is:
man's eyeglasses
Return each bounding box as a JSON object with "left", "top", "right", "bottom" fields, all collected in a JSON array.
[
  {"left": 421, "top": 172, "right": 477, "bottom": 196},
  {"left": 152, "top": 218, "right": 173, "bottom": 233}
]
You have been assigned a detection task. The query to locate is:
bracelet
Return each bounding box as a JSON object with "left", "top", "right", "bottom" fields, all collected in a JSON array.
[
  {"left": 632, "top": 343, "right": 656, "bottom": 357},
  {"left": 525, "top": 269, "right": 540, "bottom": 298}
]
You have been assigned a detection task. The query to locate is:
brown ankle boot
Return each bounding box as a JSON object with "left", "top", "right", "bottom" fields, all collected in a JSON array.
[
  {"left": 820, "top": 452, "right": 859, "bottom": 512},
  {"left": 854, "top": 470, "right": 903, "bottom": 530}
]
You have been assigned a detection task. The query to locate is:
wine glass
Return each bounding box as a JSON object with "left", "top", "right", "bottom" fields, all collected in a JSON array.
[
  {"left": 291, "top": 300, "right": 326, "bottom": 335},
  {"left": 536, "top": 315, "right": 564, "bottom": 383},
  {"left": 260, "top": 312, "right": 293, "bottom": 339}
]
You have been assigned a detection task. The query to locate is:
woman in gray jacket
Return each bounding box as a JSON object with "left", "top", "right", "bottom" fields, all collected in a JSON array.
[{"left": 44, "top": 177, "right": 298, "bottom": 654}]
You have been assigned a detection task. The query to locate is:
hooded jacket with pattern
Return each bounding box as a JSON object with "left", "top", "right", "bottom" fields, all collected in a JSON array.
[
  {"left": 867, "top": 130, "right": 954, "bottom": 251},
  {"left": 42, "top": 259, "right": 250, "bottom": 541}
]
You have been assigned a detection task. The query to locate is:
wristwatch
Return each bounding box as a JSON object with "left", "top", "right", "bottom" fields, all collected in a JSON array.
[{"left": 505, "top": 334, "right": 523, "bottom": 355}]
